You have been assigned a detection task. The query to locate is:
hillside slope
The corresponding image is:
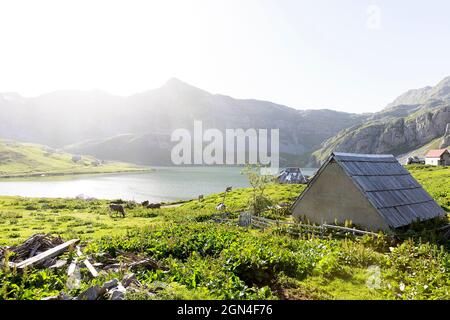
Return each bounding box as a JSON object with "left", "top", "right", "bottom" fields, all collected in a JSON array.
[
  {"left": 0, "top": 139, "right": 147, "bottom": 178},
  {"left": 311, "top": 77, "right": 450, "bottom": 165},
  {"left": 396, "top": 123, "right": 450, "bottom": 164},
  {"left": 396, "top": 136, "right": 445, "bottom": 164}
]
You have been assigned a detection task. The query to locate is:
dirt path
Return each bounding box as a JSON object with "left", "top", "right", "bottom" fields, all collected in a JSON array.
[{"left": 161, "top": 203, "right": 184, "bottom": 208}]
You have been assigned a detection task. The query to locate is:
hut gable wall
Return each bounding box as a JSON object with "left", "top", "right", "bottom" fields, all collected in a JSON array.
[
  {"left": 292, "top": 161, "right": 390, "bottom": 231},
  {"left": 443, "top": 152, "right": 450, "bottom": 165}
]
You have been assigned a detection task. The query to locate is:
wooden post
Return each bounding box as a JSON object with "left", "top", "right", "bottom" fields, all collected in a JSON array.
[
  {"left": 67, "top": 258, "right": 78, "bottom": 276},
  {"left": 76, "top": 246, "right": 98, "bottom": 277},
  {"left": 16, "top": 239, "right": 79, "bottom": 269}
]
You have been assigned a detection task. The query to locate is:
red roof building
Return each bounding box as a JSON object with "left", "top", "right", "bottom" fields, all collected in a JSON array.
[{"left": 425, "top": 149, "right": 450, "bottom": 166}]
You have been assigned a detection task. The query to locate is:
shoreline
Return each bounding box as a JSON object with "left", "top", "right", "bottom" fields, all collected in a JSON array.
[{"left": 0, "top": 168, "right": 153, "bottom": 180}]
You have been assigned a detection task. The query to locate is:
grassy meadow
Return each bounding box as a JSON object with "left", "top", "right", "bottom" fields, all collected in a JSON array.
[
  {"left": 0, "top": 139, "right": 148, "bottom": 178},
  {"left": 0, "top": 165, "right": 449, "bottom": 300},
  {"left": 407, "top": 165, "right": 450, "bottom": 212}
]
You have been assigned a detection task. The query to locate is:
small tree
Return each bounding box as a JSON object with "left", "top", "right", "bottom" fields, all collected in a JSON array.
[{"left": 241, "top": 164, "right": 274, "bottom": 216}]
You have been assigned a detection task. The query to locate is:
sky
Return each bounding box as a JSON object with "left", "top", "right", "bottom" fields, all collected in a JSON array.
[{"left": 0, "top": 0, "right": 449, "bottom": 113}]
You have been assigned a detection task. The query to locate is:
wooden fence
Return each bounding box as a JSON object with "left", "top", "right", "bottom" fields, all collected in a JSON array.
[
  {"left": 217, "top": 212, "right": 448, "bottom": 240},
  {"left": 239, "top": 213, "right": 381, "bottom": 239}
]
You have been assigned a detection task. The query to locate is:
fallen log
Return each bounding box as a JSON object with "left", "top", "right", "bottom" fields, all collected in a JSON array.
[
  {"left": 321, "top": 224, "right": 379, "bottom": 237},
  {"left": 16, "top": 239, "right": 79, "bottom": 269}
]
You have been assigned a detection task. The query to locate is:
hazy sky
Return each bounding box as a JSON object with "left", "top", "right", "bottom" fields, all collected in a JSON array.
[{"left": 0, "top": 0, "right": 449, "bottom": 113}]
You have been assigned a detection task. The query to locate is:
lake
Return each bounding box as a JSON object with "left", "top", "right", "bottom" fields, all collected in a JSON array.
[{"left": 0, "top": 166, "right": 317, "bottom": 203}]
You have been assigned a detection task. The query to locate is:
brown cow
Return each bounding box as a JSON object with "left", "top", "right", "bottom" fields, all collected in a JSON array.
[{"left": 109, "top": 204, "right": 126, "bottom": 218}]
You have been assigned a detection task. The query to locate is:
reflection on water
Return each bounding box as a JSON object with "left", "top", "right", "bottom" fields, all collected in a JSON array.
[{"left": 0, "top": 166, "right": 317, "bottom": 202}]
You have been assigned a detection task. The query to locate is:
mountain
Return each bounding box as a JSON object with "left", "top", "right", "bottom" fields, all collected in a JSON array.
[
  {"left": 64, "top": 133, "right": 174, "bottom": 166},
  {"left": 0, "top": 78, "right": 367, "bottom": 166},
  {"left": 311, "top": 77, "right": 450, "bottom": 165},
  {"left": 0, "top": 139, "right": 146, "bottom": 178},
  {"left": 4, "top": 77, "right": 449, "bottom": 167},
  {"left": 386, "top": 76, "right": 450, "bottom": 108}
]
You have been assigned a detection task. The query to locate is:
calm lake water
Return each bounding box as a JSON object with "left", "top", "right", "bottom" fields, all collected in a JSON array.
[{"left": 0, "top": 167, "right": 317, "bottom": 203}]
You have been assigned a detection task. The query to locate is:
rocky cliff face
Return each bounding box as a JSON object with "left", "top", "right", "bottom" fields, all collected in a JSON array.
[
  {"left": 311, "top": 76, "right": 450, "bottom": 165},
  {"left": 441, "top": 123, "right": 450, "bottom": 148},
  {"left": 311, "top": 104, "right": 450, "bottom": 164}
]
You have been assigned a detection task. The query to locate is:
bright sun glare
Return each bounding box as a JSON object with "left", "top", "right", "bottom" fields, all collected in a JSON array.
[
  {"left": 1, "top": 0, "right": 450, "bottom": 112},
  {"left": 0, "top": 0, "right": 232, "bottom": 96}
]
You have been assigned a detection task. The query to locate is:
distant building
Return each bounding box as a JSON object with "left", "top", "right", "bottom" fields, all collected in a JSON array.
[
  {"left": 277, "top": 168, "right": 308, "bottom": 184},
  {"left": 292, "top": 152, "right": 445, "bottom": 231},
  {"left": 425, "top": 149, "right": 450, "bottom": 166},
  {"left": 406, "top": 156, "right": 425, "bottom": 165}
]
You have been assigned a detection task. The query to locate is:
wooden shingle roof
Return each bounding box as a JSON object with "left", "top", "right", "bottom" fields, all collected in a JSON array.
[{"left": 332, "top": 152, "right": 445, "bottom": 228}]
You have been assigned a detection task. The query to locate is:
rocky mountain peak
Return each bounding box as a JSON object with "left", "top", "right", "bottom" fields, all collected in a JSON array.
[
  {"left": 164, "top": 77, "right": 187, "bottom": 87},
  {"left": 387, "top": 76, "right": 450, "bottom": 108}
]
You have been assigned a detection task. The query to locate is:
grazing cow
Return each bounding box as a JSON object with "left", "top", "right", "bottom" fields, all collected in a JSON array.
[
  {"left": 109, "top": 204, "right": 126, "bottom": 218},
  {"left": 147, "top": 203, "right": 161, "bottom": 209},
  {"left": 141, "top": 200, "right": 149, "bottom": 207},
  {"left": 198, "top": 195, "right": 204, "bottom": 201}
]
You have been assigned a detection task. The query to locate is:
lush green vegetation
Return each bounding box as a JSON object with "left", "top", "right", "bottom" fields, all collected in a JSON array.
[
  {"left": 182, "top": 183, "right": 304, "bottom": 215},
  {"left": 0, "top": 166, "right": 449, "bottom": 300},
  {"left": 408, "top": 165, "right": 450, "bottom": 212},
  {"left": 0, "top": 139, "right": 149, "bottom": 178}
]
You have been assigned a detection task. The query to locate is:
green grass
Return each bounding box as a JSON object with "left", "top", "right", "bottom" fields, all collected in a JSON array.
[
  {"left": 0, "top": 139, "right": 149, "bottom": 178},
  {"left": 291, "top": 269, "right": 386, "bottom": 300},
  {"left": 0, "top": 197, "right": 197, "bottom": 245},
  {"left": 0, "top": 182, "right": 304, "bottom": 245},
  {"left": 181, "top": 183, "right": 304, "bottom": 212},
  {"left": 0, "top": 166, "right": 449, "bottom": 300},
  {"left": 408, "top": 165, "right": 450, "bottom": 212}
]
